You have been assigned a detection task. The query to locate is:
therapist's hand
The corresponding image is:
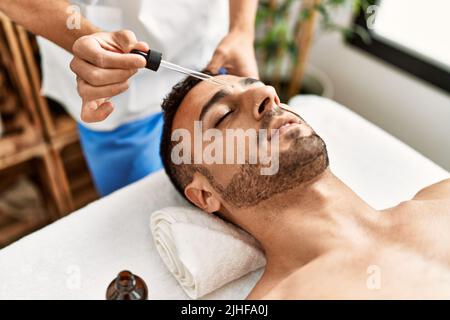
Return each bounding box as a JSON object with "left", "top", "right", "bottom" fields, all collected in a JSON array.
[
  {"left": 70, "top": 30, "right": 149, "bottom": 122},
  {"left": 207, "top": 31, "right": 259, "bottom": 79}
]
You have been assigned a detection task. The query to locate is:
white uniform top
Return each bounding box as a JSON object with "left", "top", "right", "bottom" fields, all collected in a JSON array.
[{"left": 38, "top": 0, "right": 229, "bottom": 131}]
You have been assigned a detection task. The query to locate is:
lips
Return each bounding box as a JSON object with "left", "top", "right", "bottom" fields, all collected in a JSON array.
[{"left": 267, "top": 116, "right": 301, "bottom": 141}]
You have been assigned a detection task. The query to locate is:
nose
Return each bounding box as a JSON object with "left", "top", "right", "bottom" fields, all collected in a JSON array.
[{"left": 241, "top": 85, "right": 280, "bottom": 121}]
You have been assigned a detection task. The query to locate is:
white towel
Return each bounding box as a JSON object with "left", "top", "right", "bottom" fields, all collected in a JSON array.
[{"left": 150, "top": 206, "right": 266, "bottom": 299}]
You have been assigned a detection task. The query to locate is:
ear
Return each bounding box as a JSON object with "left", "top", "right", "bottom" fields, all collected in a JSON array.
[{"left": 184, "top": 175, "right": 221, "bottom": 213}]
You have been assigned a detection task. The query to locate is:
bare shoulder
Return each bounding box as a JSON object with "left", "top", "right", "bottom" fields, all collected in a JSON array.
[
  {"left": 246, "top": 250, "right": 374, "bottom": 300},
  {"left": 413, "top": 178, "right": 450, "bottom": 201},
  {"left": 246, "top": 271, "right": 280, "bottom": 300}
]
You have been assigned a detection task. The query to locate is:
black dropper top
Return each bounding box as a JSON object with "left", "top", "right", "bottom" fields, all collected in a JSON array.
[{"left": 131, "top": 49, "right": 162, "bottom": 71}]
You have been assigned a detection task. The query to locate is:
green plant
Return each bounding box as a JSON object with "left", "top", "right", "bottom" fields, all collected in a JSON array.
[{"left": 255, "top": 0, "right": 375, "bottom": 99}]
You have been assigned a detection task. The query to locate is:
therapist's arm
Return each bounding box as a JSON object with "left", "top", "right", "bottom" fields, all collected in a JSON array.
[
  {"left": 0, "top": 0, "right": 98, "bottom": 52},
  {"left": 0, "top": 0, "right": 149, "bottom": 123},
  {"left": 208, "top": 0, "right": 259, "bottom": 78}
]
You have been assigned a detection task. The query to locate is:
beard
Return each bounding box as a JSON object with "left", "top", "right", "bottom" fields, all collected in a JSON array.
[{"left": 201, "top": 110, "right": 329, "bottom": 208}]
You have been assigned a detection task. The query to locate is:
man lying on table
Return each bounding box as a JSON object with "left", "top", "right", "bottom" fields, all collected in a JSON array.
[{"left": 159, "top": 72, "right": 450, "bottom": 299}]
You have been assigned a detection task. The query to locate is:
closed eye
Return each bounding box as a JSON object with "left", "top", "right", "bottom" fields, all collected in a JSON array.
[{"left": 215, "top": 110, "right": 233, "bottom": 127}]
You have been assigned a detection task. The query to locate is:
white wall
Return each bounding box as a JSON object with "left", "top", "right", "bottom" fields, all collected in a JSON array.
[{"left": 308, "top": 27, "right": 450, "bottom": 171}]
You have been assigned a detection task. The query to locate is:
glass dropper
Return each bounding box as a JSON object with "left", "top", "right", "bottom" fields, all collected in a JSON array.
[{"left": 131, "top": 49, "right": 228, "bottom": 86}]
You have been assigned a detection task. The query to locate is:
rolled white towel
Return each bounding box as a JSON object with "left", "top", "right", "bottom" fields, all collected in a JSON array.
[{"left": 150, "top": 206, "right": 266, "bottom": 299}]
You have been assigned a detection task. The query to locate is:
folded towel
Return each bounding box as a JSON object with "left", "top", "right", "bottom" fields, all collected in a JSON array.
[{"left": 150, "top": 206, "right": 266, "bottom": 299}]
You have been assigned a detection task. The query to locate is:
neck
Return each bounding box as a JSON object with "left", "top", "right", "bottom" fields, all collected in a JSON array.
[{"left": 235, "top": 169, "right": 381, "bottom": 274}]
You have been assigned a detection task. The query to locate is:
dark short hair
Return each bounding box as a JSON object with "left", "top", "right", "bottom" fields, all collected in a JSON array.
[{"left": 160, "top": 71, "right": 214, "bottom": 199}]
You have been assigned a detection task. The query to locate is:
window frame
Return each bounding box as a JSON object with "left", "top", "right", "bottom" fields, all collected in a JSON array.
[{"left": 346, "top": 0, "right": 450, "bottom": 94}]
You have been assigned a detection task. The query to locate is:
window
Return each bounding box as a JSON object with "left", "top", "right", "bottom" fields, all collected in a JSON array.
[{"left": 347, "top": 0, "right": 450, "bottom": 93}]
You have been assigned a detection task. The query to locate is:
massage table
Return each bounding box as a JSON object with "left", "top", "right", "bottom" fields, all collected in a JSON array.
[{"left": 0, "top": 96, "right": 448, "bottom": 300}]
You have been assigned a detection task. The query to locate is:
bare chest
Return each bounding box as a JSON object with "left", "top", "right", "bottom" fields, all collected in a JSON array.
[
  {"left": 388, "top": 199, "right": 450, "bottom": 262},
  {"left": 256, "top": 199, "right": 450, "bottom": 299}
]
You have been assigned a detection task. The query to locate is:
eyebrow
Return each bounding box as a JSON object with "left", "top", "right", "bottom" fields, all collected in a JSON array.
[
  {"left": 199, "top": 89, "right": 230, "bottom": 121},
  {"left": 198, "top": 78, "right": 263, "bottom": 121},
  {"left": 240, "top": 77, "right": 262, "bottom": 86}
]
